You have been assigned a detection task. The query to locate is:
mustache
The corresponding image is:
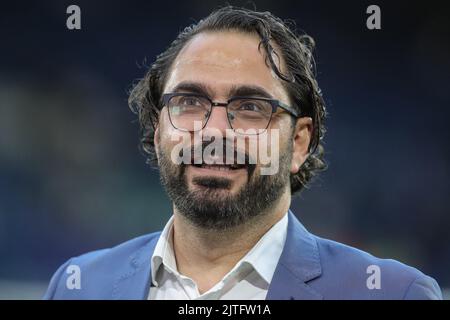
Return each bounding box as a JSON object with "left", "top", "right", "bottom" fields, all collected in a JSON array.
[
  {"left": 179, "top": 137, "right": 257, "bottom": 176},
  {"left": 180, "top": 138, "right": 255, "bottom": 165}
]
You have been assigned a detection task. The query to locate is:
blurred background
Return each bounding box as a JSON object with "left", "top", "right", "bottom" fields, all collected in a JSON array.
[{"left": 0, "top": 0, "right": 449, "bottom": 299}]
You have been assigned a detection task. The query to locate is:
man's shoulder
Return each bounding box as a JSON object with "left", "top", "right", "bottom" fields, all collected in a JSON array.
[
  {"left": 71, "top": 232, "right": 161, "bottom": 266},
  {"left": 57, "top": 232, "right": 162, "bottom": 275},
  {"left": 43, "top": 231, "right": 161, "bottom": 299},
  {"left": 309, "top": 235, "right": 442, "bottom": 299},
  {"left": 314, "top": 235, "right": 423, "bottom": 279}
]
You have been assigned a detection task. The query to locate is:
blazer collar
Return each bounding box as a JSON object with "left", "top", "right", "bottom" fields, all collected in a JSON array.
[
  {"left": 113, "top": 209, "right": 322, "bottom": 300},
  {"left": 112, "top": 233, "right": 159, "bottom": 300},
  {"left": 265, "top": 210, "right": 323, "bottom": 300}
]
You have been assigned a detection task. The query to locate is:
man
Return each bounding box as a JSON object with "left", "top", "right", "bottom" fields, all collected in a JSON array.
[{"left": 44, "top": 6, "right": 442, "bottom": 300}]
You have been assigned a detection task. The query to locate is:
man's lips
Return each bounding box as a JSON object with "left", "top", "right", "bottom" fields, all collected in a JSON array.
[
  {"left": 186, "top": 163, "right": 248, "bottom": 176},
  {"left": 192, "top": 162, "right": 247, "bottom": 170}
]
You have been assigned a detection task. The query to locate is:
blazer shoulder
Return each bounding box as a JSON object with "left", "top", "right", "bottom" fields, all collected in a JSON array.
[
  {"left": 310, "top": 235, "right": 442, "bottom": 299},
  {"left": 66, "top": 231, "right": 161, "bottom": 270},
  {"left": 43, "top": 231, "right": 161, "bottom": 299}
]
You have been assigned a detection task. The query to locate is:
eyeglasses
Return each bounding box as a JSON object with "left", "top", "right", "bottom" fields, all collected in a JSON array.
[{"left": 162, "top": 93, "right": 299, "bottom": 134}]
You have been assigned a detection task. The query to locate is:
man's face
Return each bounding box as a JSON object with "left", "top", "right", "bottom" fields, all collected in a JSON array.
[{"left": 155, "top": 31, "right": 299, "bottom": 230}]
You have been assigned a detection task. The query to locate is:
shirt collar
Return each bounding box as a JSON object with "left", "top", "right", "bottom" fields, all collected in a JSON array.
[
  {"left": 151, "top": 212, "right": 288, "bottom": 287},
  {"left": 240, "top": 213, "right": 288, "bottom": 283},
  {"left": 151, "top": 215, "right": 177, "bottom": 286}
]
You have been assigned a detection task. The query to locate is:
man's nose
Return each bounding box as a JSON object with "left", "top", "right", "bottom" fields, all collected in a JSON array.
[{"left": 203, "top": 105, "right": 231, "bottom": 135}]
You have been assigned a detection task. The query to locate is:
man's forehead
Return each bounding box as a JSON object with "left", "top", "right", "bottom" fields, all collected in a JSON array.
[
  {"left": 164, "top": 31, "right": 288, "bottom": 100},
  {"left": 175, "top": 31, "right": 264, "bottom": 67}
]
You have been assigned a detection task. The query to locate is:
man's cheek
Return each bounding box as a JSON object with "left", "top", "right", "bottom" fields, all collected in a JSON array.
[
  {"left": 160, "top": 129, "right": 192, "bottom": 166},
  {"left": 260, "top": 128, "right": 280, "bottom": 176},
  {"left": 169, "top": 136, "right": 191, "bottom": 165}
]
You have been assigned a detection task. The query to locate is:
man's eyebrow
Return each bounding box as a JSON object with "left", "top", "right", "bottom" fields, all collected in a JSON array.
[
  {"left": 170, "top": 81, "right": 274, "bottom": 99},
  {"left": 171, "top": 81, "right": 213, "bottom": 96},
  {"left": 228, "top": 85, "right": 273, "bottom": 99}
]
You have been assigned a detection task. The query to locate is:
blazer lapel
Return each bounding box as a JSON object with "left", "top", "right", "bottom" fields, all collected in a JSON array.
[
  {"left": 112, "top": 233, "right": 159, "bottom": 300},
  {"left": 266, "top": 210, "right": 323, "bottom": 300}
]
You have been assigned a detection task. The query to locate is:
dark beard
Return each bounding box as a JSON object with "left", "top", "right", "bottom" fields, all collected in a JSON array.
[{"left": 157, "top": 144, "right": 292, "bottom": 231}]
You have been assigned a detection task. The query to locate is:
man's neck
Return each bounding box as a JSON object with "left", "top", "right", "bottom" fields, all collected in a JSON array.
[{"left": 171, "top": 191, "right": 290, "bottom": 294}]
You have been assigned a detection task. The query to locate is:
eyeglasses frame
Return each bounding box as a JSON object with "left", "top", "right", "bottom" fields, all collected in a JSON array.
[{"left": 161, "top": 92, "right": 300, "bottom": 133}]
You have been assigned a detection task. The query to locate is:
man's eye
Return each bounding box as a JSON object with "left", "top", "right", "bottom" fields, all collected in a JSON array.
[
  {"left": 238, "top": 102, "right": 262, "bottom": 112},
  {"left": 180, "top": 97, "right": 201, "bottom": 106}
]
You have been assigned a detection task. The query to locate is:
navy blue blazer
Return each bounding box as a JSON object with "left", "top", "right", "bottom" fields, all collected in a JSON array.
[{"left": 44, "top": 210, "right": 442, "bottom": 299}]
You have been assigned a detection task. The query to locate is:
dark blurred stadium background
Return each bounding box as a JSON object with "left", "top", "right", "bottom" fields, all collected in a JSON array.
[{"left": 0, "top": 0, "right": 449, "bottom": 298}]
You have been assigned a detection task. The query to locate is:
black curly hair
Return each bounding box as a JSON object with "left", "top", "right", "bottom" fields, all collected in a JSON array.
[{"left": 128, "top": 5, "right": 327, "bottom": 195}]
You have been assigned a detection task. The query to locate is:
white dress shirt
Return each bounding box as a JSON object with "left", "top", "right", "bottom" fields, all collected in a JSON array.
[{"left": 148, "top": 212, "right": 288, "bottom": 300}]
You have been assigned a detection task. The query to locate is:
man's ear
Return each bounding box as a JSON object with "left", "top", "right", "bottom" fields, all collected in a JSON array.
[
  {"left": 153, "top": 107, "right": 164, "bottom": 160},
  {"left": 154, "top": 125, "right": 160, "bottom": 160},
  {"left": 291, "top": 117, "right": 313, "bottom": 174}
]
